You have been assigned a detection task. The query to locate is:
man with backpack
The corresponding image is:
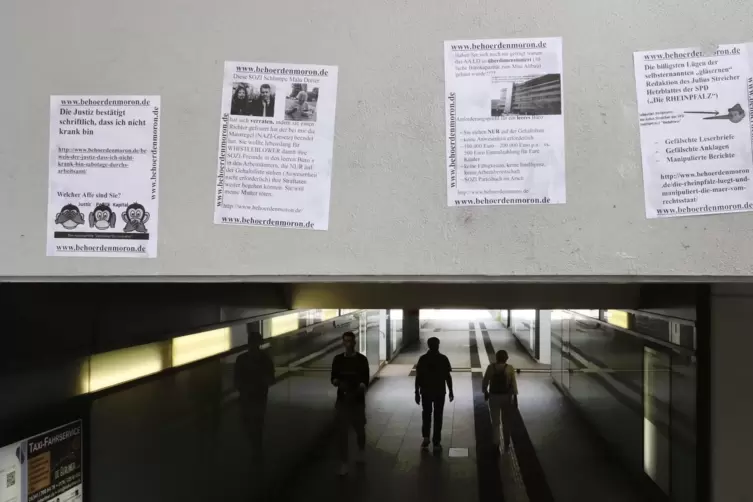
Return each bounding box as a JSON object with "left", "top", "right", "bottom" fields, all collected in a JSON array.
[{"left": 482, "top": 349, "right": 519, "bottom": 453}]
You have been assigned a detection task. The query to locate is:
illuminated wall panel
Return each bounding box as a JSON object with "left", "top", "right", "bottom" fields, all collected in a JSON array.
[{"left": 171, "top": 328, "right": 231, "bottom": 367}]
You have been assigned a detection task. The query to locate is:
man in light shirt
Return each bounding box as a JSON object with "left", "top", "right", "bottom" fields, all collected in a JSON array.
[{"left": 482, "top": 350, "right": 519, "bottom": 454}]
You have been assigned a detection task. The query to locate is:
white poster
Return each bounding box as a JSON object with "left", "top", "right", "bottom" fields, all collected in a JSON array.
[
  {"left": 444, "top": 37, "right": 565, "bottom": 206},
  {"left": 634, "top": 44, "right": 753, "bottom": 218},
  {"left": 214, "top": 61, "right": 338, "bottom": 230},
  {"left": 47, "top": 96, "right": 160, "bottom": 257},
  {"left": 0, "top": 442, "right": 22, "bottom": 502}
]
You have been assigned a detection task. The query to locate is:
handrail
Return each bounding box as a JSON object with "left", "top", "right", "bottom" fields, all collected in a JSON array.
[
  {"left": 83, "top": 310, "right": 364, "bottom": 400},
  {"left": 565, "top": 310, "right": 695, "bottom": 356},
  {"left": 265, "top": 309, "right": 365, "bottom": 342},
  {"left": 621, "top": 308, "right": 695, "bottom": 326}
]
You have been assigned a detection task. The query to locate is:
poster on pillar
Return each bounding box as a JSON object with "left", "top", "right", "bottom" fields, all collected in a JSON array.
[
  {"left": 634, "top": 43, "right": 753, "bottom": 218},
  {"left": 214, "top": 61, "right": 338, "bottom": 231},
  {"left": 25, "top": 422, "right": 83, "bottom": 502},
  {"left": 47, "top": 96, "right": 160, "bottom": 258},
  {"left": 0, "top": 420, "right": 84, "bottom": 502},
  {"left": 444, "top": 37, "right": 566, "bottom": 207}
]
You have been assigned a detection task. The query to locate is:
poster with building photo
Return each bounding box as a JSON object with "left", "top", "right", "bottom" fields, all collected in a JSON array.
[
  {"left": 47, "top": 96, "right": 160, "bottom": 258},
  {"left": 214, "top": 61, "right": 338, "bottom": 231},
  {"left": 444, "top": 37, "right": 565, "bottom": 206},
  {"left": 634, "top": 43, "right": 753, "bottom": 218}
]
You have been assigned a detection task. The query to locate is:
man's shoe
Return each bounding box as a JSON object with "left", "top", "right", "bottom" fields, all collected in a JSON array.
[
  {"left": 432, "top": 443, "right": 442, "bottom": 452},
  {"left": 356, "top": 450, "right": 366, "bottom": 465},
  {"left": 421, "top": 438, "right": 430, "bottom": 449},
  {"left": 338, "top": 463, "right": 349, "bottom": 476}
]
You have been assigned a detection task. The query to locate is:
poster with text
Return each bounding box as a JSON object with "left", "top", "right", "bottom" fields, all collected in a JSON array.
[
  {"left": 214, "top": 61, "right": 338, "bottom": 230},
  {"left": 634, "top": 44, "right": 753, "bottom": 218},
  {"left": 0, "top": 441, "right": 24, "bottom": 502},
  {"left": 26, "top": 421, "right": 82, "bottom": 502},
  {"left": 444, "top": 37, "right": 566, "bottom": 206},
  {"left": 47, "top": 96, "right": 160, "bottom": 257}
]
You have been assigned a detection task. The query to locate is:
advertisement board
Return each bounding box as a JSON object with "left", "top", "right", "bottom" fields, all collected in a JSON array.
[{"left": 0, "top": 422, "right": 83, "bottom": 502}]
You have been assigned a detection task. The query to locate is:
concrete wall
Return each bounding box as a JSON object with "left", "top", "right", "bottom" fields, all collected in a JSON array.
[
  {"left": 3, "top": 0, "right": 753, "bottom": 279},
  {"left": 290, "top": 283, "right": 702, "bottom": 309},
  {"left": 0, "top": 283, "right": 288, "bottom": 424},
  {"left": 1, "top": 283, "right": 287, "bottom": 372},
  {"left": 89, "top": 316, "right": 363, "bottom": 502},
  {"left": 710, "top": 284, "right": 753, "bottom": 502}
]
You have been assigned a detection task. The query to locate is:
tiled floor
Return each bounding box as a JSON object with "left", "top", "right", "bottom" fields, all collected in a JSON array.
[
  {"left": 281, "top": 319, "right": 519, "bottom": 502},
  {"left": 483, "top": 321, "right": 648, "bottom": 502},
  {"left": 282, "top": 368, "right": 478, "bottom": 502},
  {"left": 480, "top": 321, "right": 549, "bottom": 372},
  {"left": 517, "top": 374, "right": 647, "bottom": 502}
]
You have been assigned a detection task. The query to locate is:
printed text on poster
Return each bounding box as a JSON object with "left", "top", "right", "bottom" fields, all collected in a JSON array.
[
  {"left": 47, "top": 96, "right": 160, "bottom": 257},
  {"left": 634, "top": 44, "right": 753, "bottom": 218},
  {"left": 214, "top": 61, "right": 338, "bottom": 230},
  {"left": 444, "top": 38, "right": 566, "bottom": 206}
]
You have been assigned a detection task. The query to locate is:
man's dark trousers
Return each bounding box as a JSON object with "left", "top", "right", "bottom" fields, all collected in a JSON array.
[{"left": 421, "top": 393, "right": 446, "bottom": 445}]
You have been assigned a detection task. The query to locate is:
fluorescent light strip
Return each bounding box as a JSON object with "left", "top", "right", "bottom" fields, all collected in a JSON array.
[
  {"left": 89, "top": 344, "right": 165, "bottom": 392},
  {"left": 172, "top": 328, "right": 231, "bottom": 367}
]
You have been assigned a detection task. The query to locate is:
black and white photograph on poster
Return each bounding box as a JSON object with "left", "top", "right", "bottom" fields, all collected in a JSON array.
[
  {"left": 26, "top": 421, "right": 83, "bottom": 502},
  {"left": 230, "top": 82, "right": 276, "bottom": 117},
  {"left": 634, "top": 43, "right": 753, "bottom": 218},
  {"left": 284, "top": 83, "right": 318, "bottom": 122},
  {"left": 444, "top": 37, "right": 566, "bottom": 207},
  {"left": 490, "top": 74, "right": 562, "bottom": 116},
  {"left": 215, "top": 61, "right": 338, "bottom": 231},
  {"left": 47, "top": 96, "right": 161, "bottom": 257}
]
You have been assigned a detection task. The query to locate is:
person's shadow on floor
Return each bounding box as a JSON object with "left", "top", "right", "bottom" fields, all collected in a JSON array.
[{"left": 417, "top": 446, "right": 446, "bottom": 500}]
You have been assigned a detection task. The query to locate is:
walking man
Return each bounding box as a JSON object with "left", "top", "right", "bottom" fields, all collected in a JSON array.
[
  {"left": 331, "top": 331, "right": 370, "bottom": 475},
  {"left": 482, "top": 349, "right": 519, "bottom": 454},
  {"left": 415, "top": 337, "right": 454, "bottom": 451}
]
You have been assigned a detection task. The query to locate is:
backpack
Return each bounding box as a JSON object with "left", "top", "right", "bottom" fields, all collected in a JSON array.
[{"left": 489, "top": 364, "right": 510, "bottom": 394}]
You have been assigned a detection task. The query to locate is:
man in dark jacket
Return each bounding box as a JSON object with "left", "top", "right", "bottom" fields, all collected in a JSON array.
[
  {"left": 331, "top": 331, "right": 370, "bottom": 475},
  {"left": 415, "top": 337, "right": 454, "bottom": 450},
  {"left": 249, "top": 84, "right": 275, "bottom": 117}
]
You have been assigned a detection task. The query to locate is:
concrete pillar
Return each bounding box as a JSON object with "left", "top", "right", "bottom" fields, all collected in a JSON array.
[
  {"left": 403, "top": 309, "right": 420, "bottom": 346},
  {"left": 710, "top": 285, "right": 753, "bottom": 502},
  {"left": 538, "top": 309, "right": 552, "bottom": 364},
  {"left": 379, "top": 309, "right": 388, "bottom": 362}
]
